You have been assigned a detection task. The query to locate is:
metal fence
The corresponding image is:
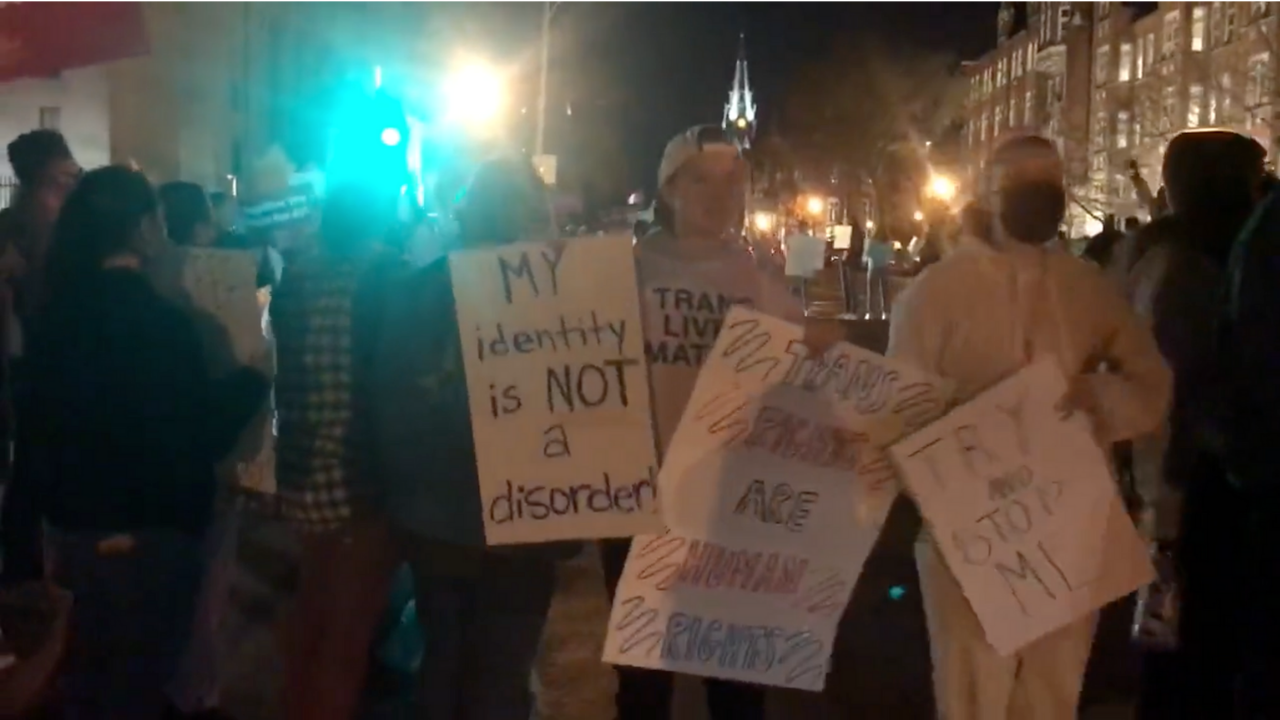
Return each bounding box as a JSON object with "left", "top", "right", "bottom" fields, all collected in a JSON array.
[{"left": 0, "top": 177, "right": 15, "bottom": 210}]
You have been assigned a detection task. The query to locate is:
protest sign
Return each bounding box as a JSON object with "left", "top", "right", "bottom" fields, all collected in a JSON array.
[
  {"left": 888, "top": 359, "right": 1155, "bottom": 656},
  {"left": 450, "top": 234, "right": 661, "bottom": 545},
  {"left": 602, "top": 307, "right": 949, "bottom": 690},
  {"left": 152, "top": 247, "right": 275, "bottom": 494}
]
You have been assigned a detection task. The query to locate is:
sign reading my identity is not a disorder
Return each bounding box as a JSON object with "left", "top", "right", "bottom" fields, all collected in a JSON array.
[
  {"left": 602, "top": 307, "right": 950, "bottom": 691},
  {"left": 450, "top": 234, "right": 661, "bottom": 545},
  {"left": 888, "top": 359, "right": 1155, "bottom": 656}
]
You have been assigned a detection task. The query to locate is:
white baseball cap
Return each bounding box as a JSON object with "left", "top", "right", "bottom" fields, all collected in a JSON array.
[{"left": 657, "top": 124, "right": 742, "bottom": 189}]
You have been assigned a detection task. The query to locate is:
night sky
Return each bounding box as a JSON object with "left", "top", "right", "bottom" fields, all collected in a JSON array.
[
  {"left": 420, "top": 2, "right": 998, "bottom": 196},
  {"left": 546, "top": 2, "right": 1000, "bottom": 194}
]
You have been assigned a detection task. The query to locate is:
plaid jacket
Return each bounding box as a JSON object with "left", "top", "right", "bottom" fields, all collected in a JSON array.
[{"left": 271, "top": 250, "right": 401, "bottom": 533}]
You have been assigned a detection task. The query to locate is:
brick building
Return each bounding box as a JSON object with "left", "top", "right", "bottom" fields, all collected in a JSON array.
[{"left": 961, "top": 1, "right": 1278, "bottom": 234}]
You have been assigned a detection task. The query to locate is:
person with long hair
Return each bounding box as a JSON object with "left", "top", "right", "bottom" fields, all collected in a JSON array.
[
  {"left": 367, "top": 156, "right": 572, "bottom": 718},
  {"left": 888, "top": 136, "right": 1170, "bottom": 719},
  {"left": 6, "top": 166, "right": 268, "bottom": 718}
]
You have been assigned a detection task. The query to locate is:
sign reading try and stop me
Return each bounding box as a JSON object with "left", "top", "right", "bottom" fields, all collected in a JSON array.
[
  {"left": 450, "top": 234, "right": 662, "bottom": 545},
  {"left": 889, "top": 359, "right": 1154, "bottom": 656}
]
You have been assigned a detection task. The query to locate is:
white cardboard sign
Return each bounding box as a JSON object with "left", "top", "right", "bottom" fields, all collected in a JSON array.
[
  {"left": 888, "top": 359, "right": 1155, "bottom": 656},
  {"left": 450, "top": 235, "right": 662, "bottom": 545},
  {"left": 602, "top": 307, "right": 949, "bottom": 690}
]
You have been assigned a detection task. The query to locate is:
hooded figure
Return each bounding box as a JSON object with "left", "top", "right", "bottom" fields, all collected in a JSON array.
[{"left": 888, "top": 135, "right": 1171, "bottom": 720}]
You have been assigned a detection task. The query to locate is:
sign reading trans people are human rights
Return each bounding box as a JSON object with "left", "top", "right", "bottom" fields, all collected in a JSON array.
[
  {"left": 450, "top": 234, "right": 662, "bottom": 545},
  {"left": 601, "top": 307, "right": 949, "bottom": 690}
]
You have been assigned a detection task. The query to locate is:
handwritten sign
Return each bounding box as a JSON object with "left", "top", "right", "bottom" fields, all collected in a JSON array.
[
  {"left": 450, "top": 235, "right": 661, "bottom": 545},
  {"left": 152, "top": 247, "right": 275, "bottom": 494},
  {"left": 888, "top": 359, "right": 1154, "bottom": 656},
  {"left": 602, "top": 307, "right": 949, "bottom": 690}
]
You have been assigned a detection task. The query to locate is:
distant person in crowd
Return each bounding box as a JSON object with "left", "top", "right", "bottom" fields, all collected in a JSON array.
[
  {"left": 368, "top": 156, "right": 568, "bottom": 719},
  {"left": 888, "top": 135, "right": 1170, "bottom": 720},
  {"left": 0, "top": 130, "right": 80, "bottom": 315},
  {"left": 159, "top": 182, "right": 218, "bottom": 248},
  {"left": 0, "top": 131, "right": 80, "bottom": 482},
  {"left": 4, "top": 166, "right": 267, "bottom": 718},
  {"left": 957, "top": 201, "right": 995, "bottom": 251},
  {"left": 1125, "top": 130, "right": 1272, "bottom": 718},
  {"left": 600, "top": 124, "right": 840, "bottom": 720},
  {"left": 862, "top": 224, "right": 894, "bottom": 319},
  {"left": 272, "top": 179, "right": 405, "bottom": 720},
  {"left": 1083, "top": 213, "right": 1125, "bottom": 267},
  {"left": 841, "top": 221, "right": 867, "bottom": 315}
]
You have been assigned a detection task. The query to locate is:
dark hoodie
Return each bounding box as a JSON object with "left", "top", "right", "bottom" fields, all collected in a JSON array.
[{"left": 2, "top": 270, "right": 267, "bottom": 582}]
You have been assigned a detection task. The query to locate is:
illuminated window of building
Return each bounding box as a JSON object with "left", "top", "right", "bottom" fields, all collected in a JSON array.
[
  {"left": 1161, "top": 84, "right": 1178, "bottom": 132},
  {"left": 1116, "top": 110, "right": 1131, "bottom": 148},
  {"left": 1192, "top": 6, "right": 1206, "bottom": 51},
  {"left": 998, "top": 58, "right": 1007, "bottom": 87},
  {"left": 995, "top": 104, "right": 1005, "bottom": 133},
  {"left": 1145, "top": 32, "right": 1156, "bottom": 67},
  {"left": 1163, "top": 10, "right": 1181, "bottom": 58},
  {"left": 1119, "top": 42, "right": 1133, "bottom": 82},
  {"left": 1188, "top": 83, "right": 1204, "bottom": 127},
  {"left": 1025, "top": 90, "right": 1034, "bottom": 125},
  {"left": 1096, "top": 45, "right": 1111, "bottom": 85},
  {"left": 981, "top": 111, "right": 989, "bottom": 141},
  {"left": 1136, "top": 37, "right": 1145, "bottom": 79},
  {"left": 1027, "top": 41, "right": 1038, "bottom": 72},
  {"left": 1010, "top": 97, "right": 1018, "bottom": 126},
  {"left": 1222, "top": 72, "right": 1234, "bottom": 118},
  {"left": 1247, "top": 51, "right": 1272, "bottom": 107}
]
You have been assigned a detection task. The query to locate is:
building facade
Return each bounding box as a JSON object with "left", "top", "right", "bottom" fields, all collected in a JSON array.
[{"left": 961, "top": 1, "right": 1278, "bottom": 234}]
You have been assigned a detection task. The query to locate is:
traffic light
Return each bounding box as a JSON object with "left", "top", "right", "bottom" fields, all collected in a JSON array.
[{"left": 327, "top": 86, "right": 410, "bottom": 195}]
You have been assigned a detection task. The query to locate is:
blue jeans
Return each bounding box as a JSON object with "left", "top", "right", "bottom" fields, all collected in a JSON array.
[
  {"left": 51, "top": 528, "right": 205, "bottom": 720},
  {"left": 398, "top": 534, "right": 556, "bottom": 720}
]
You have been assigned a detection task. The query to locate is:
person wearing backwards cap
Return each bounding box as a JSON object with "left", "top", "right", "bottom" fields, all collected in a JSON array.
[
  {"left": 598, "top": 124, "right": 842, "bottom": 720},
  {"left": 888, "top": 135, "right": 1170, "bottom": 719}
]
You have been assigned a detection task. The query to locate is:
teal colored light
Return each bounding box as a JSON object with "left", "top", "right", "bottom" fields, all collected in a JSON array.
[
  {"left": 889, "top": 585, "right": 907, "bottom": 601},
  {"left": 381, "top": 127, "right": 402, "bottom": 147}
]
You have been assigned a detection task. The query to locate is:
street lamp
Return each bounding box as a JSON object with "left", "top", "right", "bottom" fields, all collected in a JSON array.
[
  {"left": 443, "top": 61, "right": 506, "bottom": 130},
  {"left": 535, "top": 1, "right": 564, "bottom": 157},
  {"left": 805, "top": 195, "right": 825, "bottom": 216},
  {"left": 927, "top": 173, "right": 958, "bottom": 202},
  {"left": 912, "top": 210, "right": 924, "bottom": 222}
]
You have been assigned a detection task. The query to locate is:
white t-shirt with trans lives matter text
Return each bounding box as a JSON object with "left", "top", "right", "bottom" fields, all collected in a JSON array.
[{"left": 636, "top": 232, "right": 805, "bottom": 456}]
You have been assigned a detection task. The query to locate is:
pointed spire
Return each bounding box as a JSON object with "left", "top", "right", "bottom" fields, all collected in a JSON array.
[{"left": 724, "top": 31, "right": 757, "bottom": 148}]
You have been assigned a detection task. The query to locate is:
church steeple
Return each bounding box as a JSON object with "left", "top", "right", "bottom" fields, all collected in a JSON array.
[
  {"left": 723, "top": 32, "right": 756, "bottom": 149},
  {"left": 997, "top": 1, "right": 1017, "bottom": 43}
]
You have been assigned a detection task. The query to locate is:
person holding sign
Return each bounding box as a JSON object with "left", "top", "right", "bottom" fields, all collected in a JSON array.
[
  {"left": 601, "top": 124, "right": 842, "bottom": 720},
  {"left": 368, "top": 156, "right": 574, "bottom": 719},
  {"left": 888, "top": 136, "right": 1171, "bottom": 719}
]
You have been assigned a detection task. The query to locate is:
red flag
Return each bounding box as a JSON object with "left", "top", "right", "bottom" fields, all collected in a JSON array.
[{"left": 0, "top": 2, "right": 149, "bottom": 83}]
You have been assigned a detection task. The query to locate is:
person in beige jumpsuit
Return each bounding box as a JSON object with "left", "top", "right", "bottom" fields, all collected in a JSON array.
[{"left": 888, "top": 136, "right": 1172, "bottom": 720}]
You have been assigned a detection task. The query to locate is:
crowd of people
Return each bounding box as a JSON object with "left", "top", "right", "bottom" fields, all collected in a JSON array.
[{"left": 0, "top": 116, "right": 1273, "bottom": 720}]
